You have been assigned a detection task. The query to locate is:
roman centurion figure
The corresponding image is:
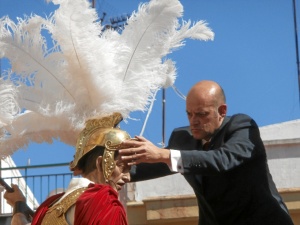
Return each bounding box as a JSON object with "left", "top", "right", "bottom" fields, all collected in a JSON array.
[{"left": 5, "top": 113, "right": 132, "bottom": 225}]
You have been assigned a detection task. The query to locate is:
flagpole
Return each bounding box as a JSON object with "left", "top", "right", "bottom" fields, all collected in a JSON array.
[{"left": 292, "top": 0, "right": 300, "bottom": 103}]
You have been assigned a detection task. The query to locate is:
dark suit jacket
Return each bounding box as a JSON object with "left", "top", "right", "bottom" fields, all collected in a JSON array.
[{"left": 131, "top": 114, "right": 294, "bottom": 225}]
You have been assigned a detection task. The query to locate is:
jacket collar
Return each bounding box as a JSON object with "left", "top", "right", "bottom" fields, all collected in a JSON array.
[{"left": 209, "top": 116, "right": 230, "bottom": 144}]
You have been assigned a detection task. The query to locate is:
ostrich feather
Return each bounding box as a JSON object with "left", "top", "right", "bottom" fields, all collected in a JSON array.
[
  {"left": 0, "top": 80, "right": 20, "bottom": 126},
  {"left": 0, "top": 80, "right": 20, "bottom": 156},
  {"left": 0, "top": 16, "right": 66, "bottom": 90},
  {"left": 0, "top": 0, "right": 214, "bottom": 156},
  {"left": 0, "top": 110, "right": 78, "bottom": 157},
  {"left": 107, "top": 0, "right": 214, "bottom": 116}
]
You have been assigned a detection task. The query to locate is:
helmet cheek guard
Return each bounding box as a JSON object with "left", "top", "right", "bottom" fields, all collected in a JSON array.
[{"left": 102, "top": 129, "right": 130, "bottom": 182}]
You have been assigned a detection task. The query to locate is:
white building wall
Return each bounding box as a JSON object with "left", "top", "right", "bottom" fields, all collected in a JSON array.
[
  {"left": 0, "top": 156, "right": 38, "bottom": 214},
  {"left": 265, "top": 144, "right": 300, "bottom": 188},
  {"left": 260, "top": 119, "right": 300, "bottom": 189},
  {"left": 132, "top": 173, "right": 193, "bottom": 201}
]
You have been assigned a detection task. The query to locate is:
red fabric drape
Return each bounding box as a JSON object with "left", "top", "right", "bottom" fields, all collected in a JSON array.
[
  {"left": 31, "top": 192, "right": 65, "bottom": 225},
  {"left": 74, "top": 183, "right": 128, "bottom": 225},
  {"left": 31, "top": 184, "right": 127, "bottom": 225}
]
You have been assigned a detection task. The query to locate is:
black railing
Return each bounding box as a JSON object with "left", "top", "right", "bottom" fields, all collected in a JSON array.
[{"left": 0, "top": 163, "right": 73, "bottom": 215}]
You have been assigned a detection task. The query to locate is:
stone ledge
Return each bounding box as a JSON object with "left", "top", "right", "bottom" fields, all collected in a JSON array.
[
  {"left": 127, "top": 195, "right": 198, "bottom": 225},
  {"left": 127, "top": 189, "right": 300, "bottom": 225}
]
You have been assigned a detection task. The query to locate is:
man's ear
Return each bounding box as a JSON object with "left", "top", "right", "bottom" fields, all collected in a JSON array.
[
  {"left": 96, "top": 156, "right": 103, "bottom": 172},
  {"left": 218, "top": 104, "right": 227, "bottom": 117}
]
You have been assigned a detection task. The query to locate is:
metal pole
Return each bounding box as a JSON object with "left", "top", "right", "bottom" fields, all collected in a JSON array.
[
  {"left": 162, "top": 88, "right": 166, "bottom": 147},
  {"left": 292, "top": 0, "right": 300, "bottom": 103}
]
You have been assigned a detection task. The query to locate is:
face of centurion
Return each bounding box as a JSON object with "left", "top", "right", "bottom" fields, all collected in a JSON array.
[{"left": 109, "top": 154, "right": 131, "bottom": 191}]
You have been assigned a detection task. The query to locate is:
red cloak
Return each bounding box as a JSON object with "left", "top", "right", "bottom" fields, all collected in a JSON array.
[
  {"left": 31, "top": 183, "right": 128, "bottom": 225},
  {"left": 74, "top": 183, "right": 128, "bottom": 225},
  {"left": 31, "top": 192, "right": 65, "bottom": 225}
]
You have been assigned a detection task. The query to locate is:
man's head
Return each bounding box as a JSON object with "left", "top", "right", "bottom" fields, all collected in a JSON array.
[
  {"left": 186, "top": 80, "right": 227, "bottom": 140},
  {"left": 76, "top": 146, "right": 131, "bottom": 191},
  {"left": 70, "top": 113, "right": 131, "bottom": 184}
]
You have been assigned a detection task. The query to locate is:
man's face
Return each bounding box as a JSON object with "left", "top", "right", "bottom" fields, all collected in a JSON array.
[
  {"left": 186, "top": 95, "right": 225, "bottom": 140},
  {"left": 110, "top": 154, "right": 131, "bottom": 191}
]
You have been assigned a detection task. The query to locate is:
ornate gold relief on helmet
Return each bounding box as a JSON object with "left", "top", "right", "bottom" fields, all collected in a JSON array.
[{"left": 70, "top": 112, "right": 130, "bottom": 182}]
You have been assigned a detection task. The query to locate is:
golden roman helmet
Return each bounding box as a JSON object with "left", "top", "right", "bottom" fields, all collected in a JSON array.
[{"left": 70, "top": 112, "right": 131, "bottom": 182}]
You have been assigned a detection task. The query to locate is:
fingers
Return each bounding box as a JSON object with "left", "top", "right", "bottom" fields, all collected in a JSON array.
[
  {"left": 122, "top": 136, "right": 147, "bottom": 147},
  {"left": 119, "top": 136, "right": 149, "bottom": 165},
  {"left": 122, "top": 139, "right": 139, "bottom": 147},
  {"left": 119, "top": 147, "right": 136, "bottom": 156},
  {"left": 127, "top": 156, "right": 140, "bottom": 166},
  {"left": 134, "top": 136, "right": 147, "bottom": 142},
  {"left": 121, "top": 151, "right": 139, "bottom": 162},
  {"left": 128, "top": 160, "right": 138, "bottom": 166},
  {"left": 120, "top": 137, "right": 147, "bottom": 154},
  {"left": 120, "top": 148, "right": 143, "bottom": 165},
  {"left": 11, "top": 184, "right": 19, "bottom": 191}
]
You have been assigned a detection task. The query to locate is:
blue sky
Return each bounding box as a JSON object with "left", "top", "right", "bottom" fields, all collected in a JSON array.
[{"left": 1, "top": 0, "right": 300, "bottom": 168}]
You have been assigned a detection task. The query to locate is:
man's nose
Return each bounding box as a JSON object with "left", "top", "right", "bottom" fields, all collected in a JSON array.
[
  {"left": 123, "top": 173, "right": 131, "bottom": 182},
  {"left": 189, "top": 115, "right": 199, "bottom": 124}
]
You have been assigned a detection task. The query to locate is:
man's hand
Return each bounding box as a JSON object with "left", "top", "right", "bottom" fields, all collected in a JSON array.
[
  {"left": 4, "top": 184, "right": 26, "bottom": 207},
  {"left": 119, "top": 136, "right": 171, "bottom": 166}
]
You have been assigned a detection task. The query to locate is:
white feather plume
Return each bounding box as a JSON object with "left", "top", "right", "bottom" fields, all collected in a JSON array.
[
  {"left": 0, "top": 80, "right": 20, "bottom": 126},
  {"left": 0, "top": 0, "right": 214, "bottom": 156}
]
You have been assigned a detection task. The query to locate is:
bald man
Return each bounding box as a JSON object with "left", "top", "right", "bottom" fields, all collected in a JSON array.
[{"left": 120, "top": 80, "right": 294, "bottom": 225}]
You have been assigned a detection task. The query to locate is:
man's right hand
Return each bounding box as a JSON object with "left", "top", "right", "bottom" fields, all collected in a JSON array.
[
  {"left": 4, "top": 184, "right": 26, "bottom": 207},
  {"left": 119, "top": 136, "right": 171, "bottom": 166}
]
